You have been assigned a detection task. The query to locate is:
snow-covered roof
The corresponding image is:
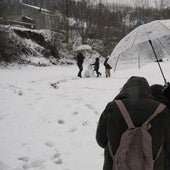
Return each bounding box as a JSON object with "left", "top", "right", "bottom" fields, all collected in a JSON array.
[
  {"left": 21, "top": 16, "right": 34, "bottom": 22},
  {"left": 21, "top": 2, "right": 53, "bottom": 14},
  {"left": 1, "top": 25, "right": 52, "bottom": 41}
]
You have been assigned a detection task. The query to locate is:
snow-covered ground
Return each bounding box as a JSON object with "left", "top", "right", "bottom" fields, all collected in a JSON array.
[{"left": 0, "top": 60, "right": 170, "bottom": 170}]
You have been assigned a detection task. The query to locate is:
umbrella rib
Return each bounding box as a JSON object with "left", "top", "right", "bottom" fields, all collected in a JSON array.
[
  {"left": 138, "top": 51, "right": 140, "bottom": 69},
  {"left": 156, "top": 38, "right": 170, "bottom": 57},
  {"left": 114, "top": 54, "right": 120, "bottom": 72},
  {"left": 158, "top": 20, "right": 170, "bottom": 31},
  {"left": 132, "top": 27, "right": 140, "bottom": 47}
]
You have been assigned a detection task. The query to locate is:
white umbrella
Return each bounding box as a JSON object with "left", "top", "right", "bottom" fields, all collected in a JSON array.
[
  {"left": 108, "top": 19, "right": 170, "bottom": 83},
  {"left": 75, "top": 44, "right": 92, "bottom": 51}
]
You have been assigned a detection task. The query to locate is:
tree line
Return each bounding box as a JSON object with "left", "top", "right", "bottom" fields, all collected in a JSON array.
[{"left": 1, "top": 0, "right": 170, "bottom": 55}]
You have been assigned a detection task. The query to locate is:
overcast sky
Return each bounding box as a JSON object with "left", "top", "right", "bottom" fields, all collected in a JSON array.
[
  {"left": 102, "top": 0, "right": 149, "bottom": 5},
  {"left": 99, "top": 0, "right": 170, "bottom": 8}
]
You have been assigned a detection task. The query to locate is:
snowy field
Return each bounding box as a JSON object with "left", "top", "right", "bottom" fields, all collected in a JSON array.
[{"left": 0, "top": 60, "right": 170, "bottom": 170}]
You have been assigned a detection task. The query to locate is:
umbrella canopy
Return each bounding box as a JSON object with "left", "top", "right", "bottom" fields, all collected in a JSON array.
[
  {"left": 75, "top": 44, "right": 92, "bottom": 51},
  {"left": 108, "top": 19, "right": 170, "bottom": 82}
]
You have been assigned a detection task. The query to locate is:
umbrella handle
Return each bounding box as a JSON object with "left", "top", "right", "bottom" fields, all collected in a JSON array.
[{"left": 149, "top": 40, "right": 167, "bottom": 84}]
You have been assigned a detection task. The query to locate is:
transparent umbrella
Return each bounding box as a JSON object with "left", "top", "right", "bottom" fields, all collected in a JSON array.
[
  {"left": 108, "top": 19, "right": 170, "bottom": 83},
  {"left": 75, "top": 44, "right": 92, "bottom": 52}
]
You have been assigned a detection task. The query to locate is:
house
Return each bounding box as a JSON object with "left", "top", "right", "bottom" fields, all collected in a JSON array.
[{"left": 2, "top": 1, "right": 63, "bottom": 30}]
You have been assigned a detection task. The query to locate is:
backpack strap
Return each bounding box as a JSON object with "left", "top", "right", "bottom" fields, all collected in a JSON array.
[
  {"left": 143, "top": 103, "right": 166, "bottom": 161},
  {"left": 115, "top": 100, "right": 135, "bottom": 129},
  {"left": 143, "top": 103, "right": 166, "bottom": 127}
]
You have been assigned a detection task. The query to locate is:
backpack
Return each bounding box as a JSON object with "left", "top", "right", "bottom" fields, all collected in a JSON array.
[{"left": 108, "top": 100, "right": 166, "bottom": 170}]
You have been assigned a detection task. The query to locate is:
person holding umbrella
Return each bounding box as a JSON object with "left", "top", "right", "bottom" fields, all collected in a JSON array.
[
  {"left": 75, "top": 44, "right": 92, "bottom": 78},
  {"left": 76, "top": 52, "right": 85, "bottom": 78}
]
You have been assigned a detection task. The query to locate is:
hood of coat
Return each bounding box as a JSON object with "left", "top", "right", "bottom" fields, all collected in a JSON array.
[{"left": 114, "top": 76, "right": 153, "bottom": 100}]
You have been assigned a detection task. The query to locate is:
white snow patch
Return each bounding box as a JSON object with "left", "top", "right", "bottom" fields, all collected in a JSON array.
[{"left": 0, "top": 60, "right": 170, "bottom": 170}]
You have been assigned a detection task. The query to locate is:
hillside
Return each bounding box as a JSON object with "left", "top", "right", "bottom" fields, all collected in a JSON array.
[{"left": 0, "top": 25, "right": 74, "bottom": 66}]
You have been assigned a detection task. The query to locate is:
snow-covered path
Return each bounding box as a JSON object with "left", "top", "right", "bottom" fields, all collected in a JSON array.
[{"left": 0, "top": 61, "right": 170, "bottom": 170}]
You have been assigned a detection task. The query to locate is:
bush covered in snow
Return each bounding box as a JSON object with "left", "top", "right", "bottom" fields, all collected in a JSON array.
[
  {"left": 0, "top": 27, "right": 24, "bottom": 63},
  {"left": 0, "top": 25, "right": 74, "bottom": 66}
]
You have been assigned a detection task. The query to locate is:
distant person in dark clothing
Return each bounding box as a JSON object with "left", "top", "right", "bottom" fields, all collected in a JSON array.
[
  {"left": 104, "top": 57, "right": 112, "bottom": 78},
  {"left": 96, "top": 76, "right": 170, "bottom": 170},
  {"left": 76, "top": 52, "right": 85, "bottom": 78},
  {"left": 92, "top": 57, "right": 101, "bottom": 77}
]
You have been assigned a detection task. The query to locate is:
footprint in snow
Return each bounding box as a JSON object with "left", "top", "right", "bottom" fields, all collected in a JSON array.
[
  {"left": 85, "top": 103, "right": 99, "bottom": 115},
  {"left": 82, "top": 121, "right": 89, "bottom": 126},
  {"left": 50, "top": 82, "right": 59, "bottom": 89},
  {"left": 68, "top": 127, "right": 77, "bottom": 133},
  {"left": 18, "top": 156, "right": 29, "bottom": 162},
  {"left": 52, "top": 153, "right": 61, "bottom": 159},
  {"left": 53, "top": 159, "right": 62, "bottom": 165},
  {"left": 58, "top": 120, "right": 65, "bottom": 124},
  {"left": 44, "top": 141, "right": 55, "bottom": 148},
  {"left": 51, "top": 153, "right": 62, "bottom": 165},
  {"left": 72, "top": 111, "right": 78, "bottom": 115},
  {"left": 50, "top": 79, "right": 67, "bottom": 89},
  {"left": 23, "top": 160, "right": 44, "bottom": 169}
]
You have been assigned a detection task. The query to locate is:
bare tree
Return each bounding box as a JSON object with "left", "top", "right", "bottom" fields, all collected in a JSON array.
[
  {"left": 154, "top": 0, "right": 170, "bottom": 9},
  {"left": 133, "top": 0, "right": 150, "bottom": 8},
  {"left": 0, "top": 0, "right": 7, "bottom": 17}
]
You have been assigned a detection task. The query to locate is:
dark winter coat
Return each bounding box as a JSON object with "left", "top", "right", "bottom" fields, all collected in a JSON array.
[
  {"left": 104, "top": 58, "right": 112, "bottom": 69},
  {"left": 96, "top": 76, "right": 170, "bottom": 170},
  {"left": 76, "top": 52, "right": 85, "bottom": 65}
]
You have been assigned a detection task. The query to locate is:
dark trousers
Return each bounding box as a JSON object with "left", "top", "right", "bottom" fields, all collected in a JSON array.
[
  {"left": 94, "top": 69, "right": 101, "bottom": 77},
  {"left": 103, "top": 146, "right": 113, "bottom": 170},
  {"left": 77, "top": 63, "right": 83, "bottom": 77}
]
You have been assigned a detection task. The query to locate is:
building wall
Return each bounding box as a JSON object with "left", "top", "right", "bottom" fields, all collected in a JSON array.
[
  {"left": 3, "top": 4, "right": 22, "bottom": 21},
  {"left": 3, "top": 3, "right": 62, "bottom": 30},
  {"left": 21, "top": 6, "right": 45, "bottom": 29}
]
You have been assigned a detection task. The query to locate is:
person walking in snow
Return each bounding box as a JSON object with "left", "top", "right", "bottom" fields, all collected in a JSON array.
[
  {"left": 76, "top": 52, "right": 85, "bottom": 78},
  {"left": 104, "top": 57, "right": 112, "bottom": 78},
  {"left": 96, "top": 76, "right": 170, "bottom": 170},
  {"left": 92, "top": 57, "right": 101, "bottom": 77}
]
